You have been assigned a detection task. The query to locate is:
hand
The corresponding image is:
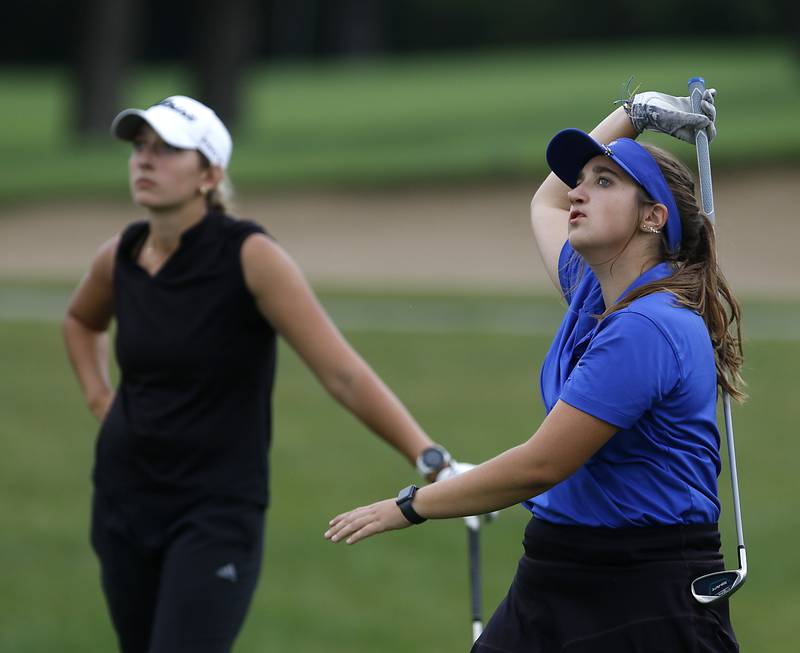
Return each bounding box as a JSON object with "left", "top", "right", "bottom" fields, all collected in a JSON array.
[
  {"left": 325, "top": 498, "right": 412, "bottom": 545},
  {"left": 435, "top": 460, "right": 475, "bottom": 481},
  {"left": 416, "top": 444, "right": 452, "bottom": 483},
  {"left": 88, "top": 391, "right": 114, "bottom": 422},
  {"left": 628, "top": 88, "right": 716, "bottom": 143}
]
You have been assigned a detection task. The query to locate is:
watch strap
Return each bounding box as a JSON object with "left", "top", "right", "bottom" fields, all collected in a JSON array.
[{"left": 396, "top": 485, "right": 427, "bottom": 524}]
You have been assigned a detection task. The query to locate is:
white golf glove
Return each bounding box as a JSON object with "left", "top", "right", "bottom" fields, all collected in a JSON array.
[
  {"left": 436, "top": 461, "right": 499, "bottom": 523},
  {"left": 435, "top": 461, "right": 476, "bottom": 481},
  {"left": 628, "top": 88, "right": 717, "bottom": 143}
]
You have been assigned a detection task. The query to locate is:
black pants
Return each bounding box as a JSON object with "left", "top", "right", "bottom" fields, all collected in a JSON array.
[
  {"left": 91, "top": 492, "right": 265, "bottom": 653},
  {"left": 472, "top": 518, "right": 738, "bottom": 653}
]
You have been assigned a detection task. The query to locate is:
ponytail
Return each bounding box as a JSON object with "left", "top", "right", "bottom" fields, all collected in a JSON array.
[
  {"left": 604, "top": 144, "right": 746, "bottom": 401},
  {"left": 198, "top": 153, "right": 235, "bottom": 215},
  {"left": 205, "top": 172, "right": 235, "bottom": 214}
]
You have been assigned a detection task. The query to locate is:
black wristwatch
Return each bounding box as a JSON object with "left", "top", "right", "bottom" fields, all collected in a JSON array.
[
  {"left": 395, "top": 484, "right": 427, "bottom": 524},
  {"left": 415, "top": 445, "right": 452, "bottom": 478}
]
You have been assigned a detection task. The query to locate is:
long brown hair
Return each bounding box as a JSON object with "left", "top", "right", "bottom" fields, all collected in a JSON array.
[{"left": 603, "top": 144, "right": 746, "bottom": 401}]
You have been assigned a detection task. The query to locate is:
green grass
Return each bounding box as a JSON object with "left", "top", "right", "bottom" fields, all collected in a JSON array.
[
  {"left": 1, "top": 285, "right": 798, "bottom": 651},
  {"left": 1, "top": 38, "right": 799, "bottom": 203}
]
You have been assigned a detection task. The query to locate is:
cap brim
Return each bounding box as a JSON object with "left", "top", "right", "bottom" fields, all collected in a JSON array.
[
  {"left": 110, "top": 109, "right": 148, "bottom": 140},
  {"left": 546, "top": 128, "right": 607, "bottom": 188},
  {"left": 110, "top": 107, "right": 196, "bottom": 150}
]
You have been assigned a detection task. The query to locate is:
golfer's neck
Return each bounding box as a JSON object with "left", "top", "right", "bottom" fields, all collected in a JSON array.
[
  {"left": 146, "top": 199, "right": 207, "bottom": 252},
  {"left": 591, "top": 256, "right": 657, "bottom": 310}
]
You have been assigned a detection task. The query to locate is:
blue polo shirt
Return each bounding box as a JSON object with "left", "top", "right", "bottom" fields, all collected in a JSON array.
[{"left": 526, "top": 242, "right": 722, "bottom": 527}]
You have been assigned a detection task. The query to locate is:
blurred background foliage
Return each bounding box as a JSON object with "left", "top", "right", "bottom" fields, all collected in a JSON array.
[
  {"left": 0, "top": 1, "right": 797, "bottom": 200},
  {"left": 5, "top": 1, "right": 796, "bottom": 64},
  {"left": 1, "top": 41, "right": 798, "bottom": 203}
]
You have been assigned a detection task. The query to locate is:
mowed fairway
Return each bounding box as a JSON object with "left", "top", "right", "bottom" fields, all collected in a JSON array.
[{"left": 1, "top": 286, "right": 798, "bottom": 651}]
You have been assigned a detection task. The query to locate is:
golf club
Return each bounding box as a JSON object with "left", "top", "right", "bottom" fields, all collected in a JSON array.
[
  {"left": 466, "top": 514, "right": 484, "bottom": 642},
  {"left": 687, "top": 76, "right": 748, "bottom": 605},
  {"left": 438, "top": 463, "right": 498, "bottom": 642}
]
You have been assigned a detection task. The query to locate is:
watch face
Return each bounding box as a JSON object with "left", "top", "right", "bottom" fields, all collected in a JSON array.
[
  {"left": 397, "top": 484, "right": 417, "bottom": 502},
  {"left": 422, "top": 448, "right": 445, "bottom": 469}
]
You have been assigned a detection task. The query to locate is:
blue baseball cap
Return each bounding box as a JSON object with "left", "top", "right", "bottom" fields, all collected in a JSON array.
[{"left": 546, "top": 128, "right": 682, "bottom": 251}]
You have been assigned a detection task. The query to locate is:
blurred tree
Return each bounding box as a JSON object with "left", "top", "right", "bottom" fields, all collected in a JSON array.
[
  {"left": 72, "top": 0, "right": 140, "bottom": 137},
  {"left": 270, "top": 0, "right": 388, "bottom": 59},
  {"left": 268, "top": 0, "right": 318, "bottom": 57},
  {"left": 779, "top": 0, "right": 800, "bottom": 63},
  {"left": 4, "top": 0, "right": 793, "bottom": 66},
  {"left": 191, "top": 0, "right": 261, "bottom": 129},
  {"left": 70, "top": 0, "right": 260, "bottom": 137},
  {"left": 330, "top": 0, "right": 388, "bottom": 56}
]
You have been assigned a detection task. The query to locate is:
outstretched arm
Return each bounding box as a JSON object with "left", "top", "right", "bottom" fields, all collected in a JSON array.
[
  {"left": 63, "top": 237, "right": 118, "bottom": 421},
  {"left": 324, "top": 400, "right": 617, "bottom": 544},
  {"left": 242, "top": 233, "right": 436, "bottom": 468}
]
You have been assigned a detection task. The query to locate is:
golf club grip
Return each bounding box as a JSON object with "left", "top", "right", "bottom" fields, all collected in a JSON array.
[
  {"left": 468, "top": 527, "right": 482, "bottom": 622},
  {"left": 688, "top": 77, "right": 715, "bottom": 222}
]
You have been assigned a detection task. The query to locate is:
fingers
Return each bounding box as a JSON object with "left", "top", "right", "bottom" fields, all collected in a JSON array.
[
  {"left": 336, "top": 520, "right": 382, "bottom": 545},
  {"left": 685, "top": 112, "right": 711, "bottom": 129},
  {"left": 325, "top": 499, "right": 412, "bottom": 545},
  {"left": 701, "top": 89, "right": 717, "bottom": 141},
  {"left": 328, "top": 519, "right": 371, "bottom": 544},
  {"left": 325, "top": 506, "right": 371, "bottom": 544},
  {"left": 700, "top": 99, "right": 716, "bottom": 122}
]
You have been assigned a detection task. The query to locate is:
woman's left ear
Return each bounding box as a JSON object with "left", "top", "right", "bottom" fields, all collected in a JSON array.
[
  {"left": 641, "top": 203, "right": 668, "bottom": 233},
  {"left": 203, "top": 165, "right": 224, "bottom": 190}
]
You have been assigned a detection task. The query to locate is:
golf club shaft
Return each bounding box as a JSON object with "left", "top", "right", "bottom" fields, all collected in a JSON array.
[
  {"left": 468, "top": 525, "right": 483, "bottom": 641},
  {"left": 723, "top": 393, "right": 746, "bottom": 555},
  {"left": 689, "top": 77, "right": 745, "bottom": 558}
]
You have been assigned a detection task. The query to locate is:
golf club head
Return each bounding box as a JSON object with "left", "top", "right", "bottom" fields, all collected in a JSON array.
[
  {"left": 691, "top": 547, "right": 747, "bottom": 604},
  {"left": 691, "top": 569, "right": 746, "bottom": 604}
]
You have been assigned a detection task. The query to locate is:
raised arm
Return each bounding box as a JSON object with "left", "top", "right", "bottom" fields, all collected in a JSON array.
[
  {"left": 63, "top": 237, "right": 118, "bottom": 421},
  {"left": 241, "top": 233, "right": 436, "bottom": 468},
  {"left": 530, "top": 107, "right": 637, "bottom": 292}
]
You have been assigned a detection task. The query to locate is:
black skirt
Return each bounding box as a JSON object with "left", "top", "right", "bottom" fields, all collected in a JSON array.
[{"left": 472, "top": 518, "right": 738, "bottom": 653}]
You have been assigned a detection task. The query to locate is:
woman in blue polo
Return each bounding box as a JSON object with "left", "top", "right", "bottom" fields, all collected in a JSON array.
[{"left": 325, "top": 88, "right": 743, "bottom": 651}]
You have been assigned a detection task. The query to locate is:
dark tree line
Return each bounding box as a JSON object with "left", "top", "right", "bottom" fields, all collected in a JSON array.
[
  {"left": 72, "top": 0, "right": 262, "bottom": 136},
  {"left": 70, "top": 0, "right": 388, "bottom": 135},
  {"left": 1, "top": 1, "right": 796, "bottom": 136}
]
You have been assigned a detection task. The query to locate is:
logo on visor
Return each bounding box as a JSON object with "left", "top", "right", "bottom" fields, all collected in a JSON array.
[{"left": 155, "top": 99, "right": 197, "bottom": 121}]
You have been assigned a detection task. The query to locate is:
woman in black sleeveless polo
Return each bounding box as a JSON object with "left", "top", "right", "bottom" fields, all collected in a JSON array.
[{"left": 63, "top": 95, "right": 453, "bottom": 653}]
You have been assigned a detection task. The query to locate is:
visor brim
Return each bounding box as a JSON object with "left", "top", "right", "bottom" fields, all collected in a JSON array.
[{"left": 546, "top": 128, "right": 607, "bottom": 188}]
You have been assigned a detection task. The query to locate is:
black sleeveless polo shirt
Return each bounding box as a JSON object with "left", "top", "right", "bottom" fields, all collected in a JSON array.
[{"left": 93, "top": 212, "right": 276, "bottom": 530}]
